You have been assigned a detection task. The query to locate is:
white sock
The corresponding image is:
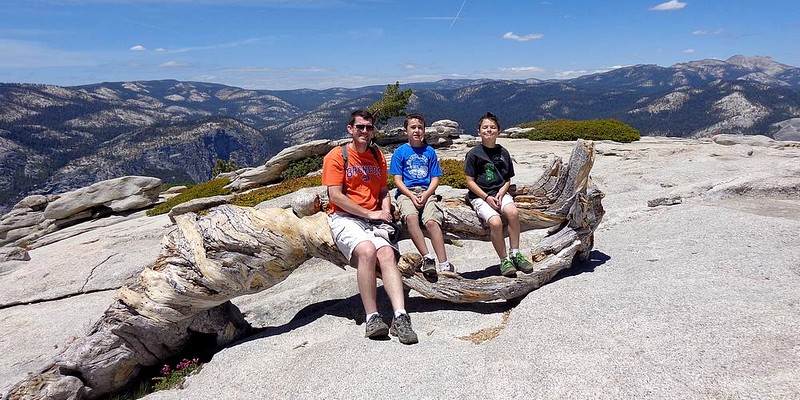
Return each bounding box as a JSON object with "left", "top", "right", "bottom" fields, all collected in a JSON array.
[
  {"left": 424, "top": 253, "right": 435, "bottom": 260},
  {"left": 438, "top": 261, "right": 450, "bottom": 268},
  {"left": 510, "top": 249, "right": 520, "bottom": 256},
  {"left": 366, "top": 312, "right": 379, "bottom": 321},
  {"left": 394, "top": 309, "right": 407, "bottom": 317}
]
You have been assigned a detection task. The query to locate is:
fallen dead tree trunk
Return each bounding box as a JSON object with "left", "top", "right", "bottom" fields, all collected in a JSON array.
[{"left": 6, "top": 140, "right": 603, "bottom": 399}]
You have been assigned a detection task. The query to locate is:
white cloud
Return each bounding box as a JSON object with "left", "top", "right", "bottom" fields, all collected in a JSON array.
[
  {"left": 129, "top": 45, "right": 146, "bottom": 51},
  {"left": 160, "top": 61, "right": 188, "bottom": 68},
  {"left": 692, "top": 29, "right": 723, "bottom": 35},
  {"left": 649, "top": 0, "right": 687, "bottom": 11},
  {"left": 555, "top": 70, "right": 588, "bottom": 79},
  {"left": 503, "top": 32, "right": 544, "bottom": 42},
  {"left": 155, "top": 48, "right": 167, "bottom": 52},
  {"left": 499, "top": 66, "right": 545, "bottom": 74},
  {"left": 684, "top": 48, "right": 695, "bottom": 53},
  {"left": 167, "top": 38, "right": 261, "bottom": 54}
]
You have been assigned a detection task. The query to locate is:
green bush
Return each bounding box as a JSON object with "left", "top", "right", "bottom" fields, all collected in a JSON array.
[
  {"left": 517, "top": 118, "right": 640, "bottom": 143},
  {"left": 440, "top": 159, "right": 467, "bottom": 189},
  {"left": 231, "top": 175, "right": 322, "bottom": 207},
  {"left": 281, "top": 155, "right": 323, "bottom": 180},
  {"left": 147, "top": 177, "right": 231, "bottom": 216}
]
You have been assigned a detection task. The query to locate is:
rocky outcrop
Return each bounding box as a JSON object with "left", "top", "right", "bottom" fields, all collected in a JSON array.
[
  {"left": 224, "top": 139, "right": 346, "bottom": 192},
  {"left": 380, "top": 119, "right": 462, "bottom": 147},
  {"left": 0, "top": 176, "right": 163, "bottom": 249}
]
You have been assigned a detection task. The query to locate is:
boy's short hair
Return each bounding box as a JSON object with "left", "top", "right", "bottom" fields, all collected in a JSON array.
[
  {"left": 349, "top": 109, "right": 375, "bottom": 126},
  {"left": 478, "top": 112, "right": 500, "bottom": 130},
  {"left": 404, "top": 113, "right": 425, "bottom": 129}
]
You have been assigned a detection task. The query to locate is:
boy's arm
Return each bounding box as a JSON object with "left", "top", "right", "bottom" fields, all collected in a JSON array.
[
  {"left": 465, "top": 176, "right": 489, "bottom": 201},
  {"left": 420, "top": 176, "right": 439, "bottom": 203},
  {"left": 496, "top": 180, "right": 511, "bottom": 199}
]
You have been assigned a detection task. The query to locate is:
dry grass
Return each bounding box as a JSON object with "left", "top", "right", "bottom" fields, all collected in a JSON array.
[{"left": 458, "top": 309, "right": 512, "bottom": 344}]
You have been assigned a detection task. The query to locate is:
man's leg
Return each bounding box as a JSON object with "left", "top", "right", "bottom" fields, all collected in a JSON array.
[
  {"left": 351, "top": 241, "right": 379, "bottom": 314},
  {"left": 376, "top": 246, "right": 419, "bottom": 345},
  {"left": 375, "top": 246, "right": 405, "bottom": 312}
]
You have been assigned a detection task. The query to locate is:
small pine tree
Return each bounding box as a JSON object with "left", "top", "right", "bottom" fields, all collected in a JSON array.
[
  {"left": 368, "top": 82, "right": 412, "bottom": 127},
  {"left": 211, "top": 158, "right": 238, "bottom": 177}
]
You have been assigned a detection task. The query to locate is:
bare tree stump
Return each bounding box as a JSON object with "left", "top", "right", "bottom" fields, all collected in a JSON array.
[{"left": 6, "top": 140, "right": 603, "bottom": 399}]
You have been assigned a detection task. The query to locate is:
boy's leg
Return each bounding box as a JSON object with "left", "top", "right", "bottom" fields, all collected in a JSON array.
[
  {"left": 500, "top": 196, "right": 521, "bottom": 250},
  {"left": 500, "top": 196, "right": 534, "bottom": 273},
  {"left": 420, "top": 200, "right": 448, "bottom": 264},
  {"left": 397, "top": 193, "right": 431, "bottom": 256},
  {"left": 486, "top": 215, "right": 508, "bottom": 259},
  {"left": 470, "top": 197, "right": 508, "bottom": 259}
]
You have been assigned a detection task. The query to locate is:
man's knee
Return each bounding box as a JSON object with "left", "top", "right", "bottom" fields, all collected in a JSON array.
[{"left": 352, "top": 240, "right": 377, "bottom": 260}]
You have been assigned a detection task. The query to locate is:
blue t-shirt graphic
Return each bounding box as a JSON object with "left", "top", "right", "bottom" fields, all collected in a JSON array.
[{"left": 389, "top": 143, "right": 442, "bottom": 190}]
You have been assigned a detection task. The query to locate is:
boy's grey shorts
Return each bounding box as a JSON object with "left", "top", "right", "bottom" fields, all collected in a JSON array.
[{"left": 395, "top": 191, "right": 444, "bottom": 226}]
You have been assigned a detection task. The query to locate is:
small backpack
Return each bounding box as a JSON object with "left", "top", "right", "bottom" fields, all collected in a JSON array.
[{"left": 340, "top": 143, "right": 381, "bottom": 172}]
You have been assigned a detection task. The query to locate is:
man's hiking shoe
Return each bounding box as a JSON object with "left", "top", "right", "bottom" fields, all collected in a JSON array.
[
  {"left": 500, "top": 257, "right": 517, "bottom": 277},
  {"left": 389, "top": 313, "right": 419, "bottom": 345},
  {"left": 365, "top": 314, "right": 389, "bottom": 338},
  {"left": 420, "top": 257, "right": 437, "bottom": 274},
  {"left": 511, "top": 252, "right": 534, "bottom": 273}
]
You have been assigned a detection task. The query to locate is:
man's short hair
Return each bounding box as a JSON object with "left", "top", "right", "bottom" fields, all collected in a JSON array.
[{"left": 349, "top": 109, "right": 375, "bottom": 126}]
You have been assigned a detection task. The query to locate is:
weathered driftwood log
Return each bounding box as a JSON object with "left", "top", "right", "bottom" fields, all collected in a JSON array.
[{"left": 6, "top": 140, "right": 603, "bottom": 399}]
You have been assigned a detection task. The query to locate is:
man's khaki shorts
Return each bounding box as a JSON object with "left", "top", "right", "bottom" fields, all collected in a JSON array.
[
  {"left": 396, "top": 190, "right": 444, "bottom": 226},
  {"left": 327, "top": 211, "right": 398, "bottom": 263}
]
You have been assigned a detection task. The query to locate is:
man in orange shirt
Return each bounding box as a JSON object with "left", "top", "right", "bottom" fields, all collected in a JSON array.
[{"left": 322, "top": 109, "right": 419, "bottom": 345}]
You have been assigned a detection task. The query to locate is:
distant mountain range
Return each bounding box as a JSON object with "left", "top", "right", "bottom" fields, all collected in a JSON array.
[{"left": 1, "top": 54, "right": 799, "bottom": 212}]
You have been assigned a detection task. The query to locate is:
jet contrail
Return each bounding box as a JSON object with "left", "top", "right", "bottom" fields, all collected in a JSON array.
[{"left": 450, "top": 0, "right": 467, "bottom": 28}]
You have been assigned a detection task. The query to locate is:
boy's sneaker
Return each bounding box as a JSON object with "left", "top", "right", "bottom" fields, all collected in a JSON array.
[
  {"left": 511, "top": 252, "right": 534, "bottom": 273},
  {"left": 389, "top": 313, "right": 419, "bottom": 345},
  {"left": 420, "top": 257, "right": 437, "bottom": 274},
  {"left": 365, "top": 314, "right": 389, "bottom": 338},
  {"left": 500, "top": 257, "right": 517, "bottom": 277},
  {"left": 438, "top": 262, "right": 457, "bottom": 273},
  {"left": 438, "top": 262, "right": 459, "bottom": 278}
]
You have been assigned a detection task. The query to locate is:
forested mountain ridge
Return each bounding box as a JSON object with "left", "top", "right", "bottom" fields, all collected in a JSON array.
[{"left": 1, "top": 55, "right": 798, "bottom": 212}]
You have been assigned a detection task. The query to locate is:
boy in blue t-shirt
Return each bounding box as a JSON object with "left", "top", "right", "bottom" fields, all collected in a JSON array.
[{"left": 389, "top": 113, "right": 455, "bottom": 274}]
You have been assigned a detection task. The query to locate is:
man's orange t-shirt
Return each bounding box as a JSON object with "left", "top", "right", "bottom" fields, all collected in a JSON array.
[{"left": 322, "top": 145, "right": 387, "bottom": 214}]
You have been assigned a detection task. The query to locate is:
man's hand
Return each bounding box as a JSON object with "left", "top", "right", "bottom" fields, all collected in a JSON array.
[{"left": 367, "top": 209, "right": 392, "bottom": 222}]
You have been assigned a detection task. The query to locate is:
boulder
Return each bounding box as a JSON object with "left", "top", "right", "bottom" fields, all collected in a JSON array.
[
  {"left": 225, "top": 139, "right": 343, "bottom": 192},
  {"left": 0, "top": 246, "right": 30, "bottom": 261},
  {"left": 43, "top": 176, "right": 163, "bottom": 221}
]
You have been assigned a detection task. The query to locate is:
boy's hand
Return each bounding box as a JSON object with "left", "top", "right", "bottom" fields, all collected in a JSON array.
[
  {"left": 411, "top": 193, "right": 425, "bottom": 208},
  {"left": 486, "top": 195, "right": 501, "bottom": 210}
]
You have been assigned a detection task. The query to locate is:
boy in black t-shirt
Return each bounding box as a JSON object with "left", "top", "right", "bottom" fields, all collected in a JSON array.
[{"left": 464, "top": 112, "right": 534, "bottom": 277}]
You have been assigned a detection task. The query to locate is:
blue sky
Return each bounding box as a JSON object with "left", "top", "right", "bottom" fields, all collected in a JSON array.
[{"left": 1, "top": 0, "right": 799, "bottom": 90}]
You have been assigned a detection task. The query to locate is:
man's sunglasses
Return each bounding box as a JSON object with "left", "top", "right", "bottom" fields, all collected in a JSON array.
[{"left": 353, "top": 124, "right": 376, "bottom": 131}]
